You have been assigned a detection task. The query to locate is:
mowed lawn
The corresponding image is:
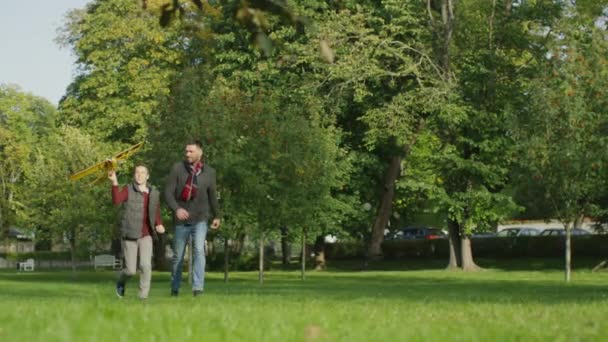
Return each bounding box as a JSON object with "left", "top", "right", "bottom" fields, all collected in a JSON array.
[{"left": 1, "top": 260, "right": 608, "bottom": 341}]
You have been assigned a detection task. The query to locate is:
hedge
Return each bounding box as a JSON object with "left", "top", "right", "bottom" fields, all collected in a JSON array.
[
  {"left": 323, "top": 236, "right": 608, "bottom": 259},
  {"left": 0, "top": 250, "right": 95, "bottom": 261}
]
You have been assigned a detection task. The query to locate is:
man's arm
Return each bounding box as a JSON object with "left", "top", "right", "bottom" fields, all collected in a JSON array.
[
  {"left": 164, "top": 163, "right": 179, "bottom": 211},
  {"left": 165, "top": 163, "right": 190, "bottom": 221}
]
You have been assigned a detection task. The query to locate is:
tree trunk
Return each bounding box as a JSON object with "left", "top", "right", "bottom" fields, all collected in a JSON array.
[
  {"left": 223, "top": 236, "right": 229, "bottom": 283},
  {"left": 440, "top": 0, "right": 455, "bottom": 79},
  {"left": 207, "top": 239, "right": 214, "bottom": 257},
  {"left": 69, "top": 227, "right": 77, "bottom": 273},
  {"left": 446, "top": 218, "right": 480, "bottom": 271},
  {"left": 259, "top": 235, "right": 264, "bottom": 284},
  {"left": 505, "top": 0, "right": 512, "bottom": 15},
  {"left": 367, "top": 155, "right": 402, "bottom": 258},
  {"left": 234, "top": 233, "right": 246, "bottom": 255},
  {"left": 111, "top": 238, "right": 121, "bottom": 258},
  {"left": 460, "top": 236, "right": 481, "bottom": 271},
  {"left": 301, "top": 229, "right": 306, "bottom": 280},
  {"left": 188, "top": 238, "right": 193, "bottom": 285},
  {"left": 565, "top": 223, "right": 571, "bottom": 282},
  {"left": 280, "top": 226, "right": 290, "bottom": 266},
  {"left": 446, "top": 218, "right": 461, "bottom": 269},
  {"left": 314, "top": 235, "right": 326, "bottom": 271},
  {"left": 564, "top": 215, "right": 583, "bottom": 282},
  {"left": 152, "top": 233, "right": 166, "bottom": 271}
]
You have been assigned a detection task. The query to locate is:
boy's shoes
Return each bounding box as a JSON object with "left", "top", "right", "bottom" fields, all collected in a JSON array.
[
  {"left": 116, "top": 281, "right": 125, "bottom": 298},
  {"left": 193, "top": 290, "right": 203, "bottom": 297}
]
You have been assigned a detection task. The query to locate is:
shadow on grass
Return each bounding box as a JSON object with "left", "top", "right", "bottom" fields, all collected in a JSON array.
[
  {"left": 218, "top": 271, "right": 608, "bottom": 305},
  {"left": 2, "top": 264, "right": 607, "bottom": 305},
  {"left": 315, "top": 257, "right": 606, "bottom": 272}
]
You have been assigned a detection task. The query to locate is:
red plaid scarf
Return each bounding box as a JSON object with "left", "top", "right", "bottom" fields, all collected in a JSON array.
[{"left": 180, "top": 161, "right": 203, "bottom": 201}]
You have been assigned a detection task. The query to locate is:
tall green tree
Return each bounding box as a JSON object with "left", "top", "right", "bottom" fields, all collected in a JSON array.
[
  {"left": 276, "top": 1, "right": 443, "bottom": 258},
  {"left": 515, "top": 9, "right": 608, "bottom": 281},
  {"left": 0, "top": 85, "right": 57, "bottom": 239},
  {"left": 27, "top": 126, "right": 116, "bottom": 271},
  {"left": 425, "top": 0, "right": 568, "bottom": 270},
  {"left": 58, "top": 0, "right": 182, "bottom": 143}
]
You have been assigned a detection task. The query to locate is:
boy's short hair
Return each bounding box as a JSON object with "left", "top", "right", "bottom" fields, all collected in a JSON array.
[{"left": 134, "top": 165, "right": 149, "bottom": 174}]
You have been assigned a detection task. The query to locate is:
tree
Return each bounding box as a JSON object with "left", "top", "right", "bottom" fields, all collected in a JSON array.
[
  {"left": 274, "top": 2, "right": 443, "bottom": 259},
  {"left": 425, "top": 0, "right": 569, "bottom": 270},
  {"left": 27, "top": 126, "right": 116, "bottom": 271},
  {"left": 514, "top": 10, "right": 608, "bottom": 281},
  {"left": 0, "top": 85, "right": 57, "bottom": 241},
  {"left": 151, "top": 69, "right": 352, "bottom": 281},
  {"left": 57, "top": 0, "right": 182, "bottom": 143}
]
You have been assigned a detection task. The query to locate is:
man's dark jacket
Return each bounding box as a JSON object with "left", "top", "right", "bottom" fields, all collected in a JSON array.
[{"left": 164, "top": 161, "right": 221, "bottom": 224}]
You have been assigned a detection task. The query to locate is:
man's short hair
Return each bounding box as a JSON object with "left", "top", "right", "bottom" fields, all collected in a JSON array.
[{"left": 186, "top": 139, "right": 203, "bottom": 149}]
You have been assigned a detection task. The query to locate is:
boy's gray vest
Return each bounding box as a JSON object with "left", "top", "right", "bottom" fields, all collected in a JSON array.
[{"left": 121, "top": 183, "right": 159, "bottom": 241}]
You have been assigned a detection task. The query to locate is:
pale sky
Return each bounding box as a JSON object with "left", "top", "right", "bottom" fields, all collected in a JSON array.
[{"left": 0, "top": 0, "right": 91, "bottom": 106}]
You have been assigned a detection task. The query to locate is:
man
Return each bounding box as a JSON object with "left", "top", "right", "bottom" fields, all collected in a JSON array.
[
  {"left": 165, "top": 140, "right": 221, "bottom": 297},
  {"left": 109, "top": 165, "right": 165, "bottom": 300}
]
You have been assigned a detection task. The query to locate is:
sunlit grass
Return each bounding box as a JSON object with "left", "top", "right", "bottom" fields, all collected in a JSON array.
[{"left": 1, "top": 260, "right": 608, "bottom": 341}]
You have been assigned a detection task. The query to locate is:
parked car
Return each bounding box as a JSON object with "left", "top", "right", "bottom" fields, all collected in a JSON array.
[
  {"left": 386, "top": 227, "right": 447, "bottom": 240},
  {"left": 496, "top": 227, "right": 540, "bottom": 237},
  {"left": 471, "top": 232, "right": 496, "bottom": 238},
  {"left": 540, "top": 228, "right": 591, "bottom": 236}
]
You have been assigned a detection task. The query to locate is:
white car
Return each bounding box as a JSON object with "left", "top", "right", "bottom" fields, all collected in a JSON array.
[
  {"left": 496, "top": 227, "right": 540, "bottom": 237},
  {"left": 540, "top": 228, "right": 591, "bottom": 236}
]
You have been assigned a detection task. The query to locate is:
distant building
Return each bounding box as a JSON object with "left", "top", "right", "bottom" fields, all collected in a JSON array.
[{"left": 0, "top": 227, "right": 35, "bottom": 253}]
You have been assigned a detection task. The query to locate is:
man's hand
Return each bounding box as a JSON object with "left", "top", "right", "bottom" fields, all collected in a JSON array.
[
  {"left": 108, "top": 170, "right": 118, "bottom": 186},
  {"left": 211, "top": 218, "right": 221, "bottom": 230},
  {"left": 176, "top": 208, "right": 189, "bottom": 220},
  {"left": 155, "top": 225, "right": 165, "bottom": 234}
]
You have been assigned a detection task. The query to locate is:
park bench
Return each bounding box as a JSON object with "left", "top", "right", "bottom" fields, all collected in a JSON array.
[
  {"left": 93, "top": 254, "right": 122, "bottom": 270},
  {"left": 18, "top": 258, "right": 35, "bottom": 271}
]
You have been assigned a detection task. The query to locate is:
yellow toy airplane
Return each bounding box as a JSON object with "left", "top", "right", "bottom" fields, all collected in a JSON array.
[{"left": 69, "top": 142, "right": 144, "bottom": 185}]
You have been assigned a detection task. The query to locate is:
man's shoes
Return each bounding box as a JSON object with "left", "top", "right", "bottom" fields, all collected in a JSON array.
[
  {"left": 116, "top": 281, "right": 125, "bottom": 298},
  {"left": 171, "top": 290, "right": 179, "bottom": 297},
  {"left": 193, "top": 290, "right": 203, "bottom": 297}
]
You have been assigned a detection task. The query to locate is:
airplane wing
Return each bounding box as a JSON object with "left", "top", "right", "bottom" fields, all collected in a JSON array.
[
  {"left": 69, "top": 159, "right": 115, "bottom": 181},
  {"left": 68, "top": 141, "right": 144, "bottom": 182},
  {"left": 113, "top": 141, "right": 144, "bottom": 161}
]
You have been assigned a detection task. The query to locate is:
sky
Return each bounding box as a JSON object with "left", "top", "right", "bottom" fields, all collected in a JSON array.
[
  {"left": 0, "top": 0, "right": 92, "bottom": 106},
  {"left": 1, "top": 2, "right": 605, "bottom": 108}
]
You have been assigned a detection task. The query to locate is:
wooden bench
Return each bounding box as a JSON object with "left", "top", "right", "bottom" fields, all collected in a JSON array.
[{"left": 93, "top": 254, "right": 122, "bottom": 270}]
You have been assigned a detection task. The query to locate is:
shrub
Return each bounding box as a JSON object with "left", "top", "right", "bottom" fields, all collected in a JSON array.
[{"left": 321, "top": 235, "right": 608, "bottom": 260}]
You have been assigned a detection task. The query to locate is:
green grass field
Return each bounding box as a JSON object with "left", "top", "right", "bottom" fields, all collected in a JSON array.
[{"left": 1, "top": 259, "right": 608, "bottom": 341}]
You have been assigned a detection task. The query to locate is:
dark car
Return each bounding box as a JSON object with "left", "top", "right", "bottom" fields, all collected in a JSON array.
[
  {"left": 387, "top": 227, "right": 447, "bottom": 240},
  {"left": 540, "top": 228, "right": 591, "bottom": 236}
]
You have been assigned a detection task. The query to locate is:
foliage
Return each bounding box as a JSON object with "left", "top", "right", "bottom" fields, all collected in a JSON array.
[
  {"left": 0, "top": 85, "right": 57, "bottom": 236},
  {"left": 514, "top": 11, "right": 608, "bottom": 226},
  {"left": 26, "top": 126, "right": 117, "bottom": 253},
  {"left": 57, "top": 0, "right": 182, "bottom": 143},
  {"left": 152, "top": 71, "right": 354, "bottom": 244},
  {"left": 5, "top": 0, "right": 608, "bottom": 269}
]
